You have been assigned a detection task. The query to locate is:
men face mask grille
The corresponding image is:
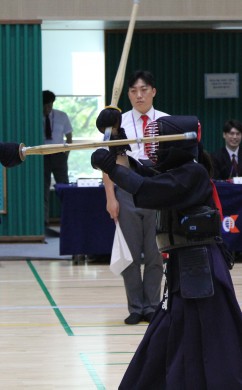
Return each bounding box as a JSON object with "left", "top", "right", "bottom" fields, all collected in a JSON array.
[{"left": 143, "top": 115, "right": 200, "bottom": 164}]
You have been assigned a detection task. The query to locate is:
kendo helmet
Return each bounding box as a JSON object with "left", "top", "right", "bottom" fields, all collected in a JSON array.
[{"left": 143, "top": 115, "right": 201, "bottom": 168}]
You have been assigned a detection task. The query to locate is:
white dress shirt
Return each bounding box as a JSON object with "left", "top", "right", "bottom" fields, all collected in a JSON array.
[
  {"left": 122, "top": 107, "right": 169, "bottom": 161},
  {"left": 43, "top": 109, "right": 73, "bottom": 144},
  {"left": 226, "top": 146, "right": 239, "bottom": 163}
]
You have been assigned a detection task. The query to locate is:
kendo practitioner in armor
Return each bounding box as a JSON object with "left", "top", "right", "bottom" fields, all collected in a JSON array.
[
  {"left": 0, "top": 143, "right": 23, "bottom": 167},
  {"left": 91, "top": 110, "right": 242, "bottom": 390}
]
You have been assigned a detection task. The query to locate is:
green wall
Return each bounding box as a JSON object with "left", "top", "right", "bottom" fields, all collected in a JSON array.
[
  {"left": 105, "top": 30, "right": 242, "bottom": 153},
  {"left": 0, "top": 23, "right": 44, "bottom": 239},
  {"left": 1, "top": 27, "right": 242, "bottom": 239}
]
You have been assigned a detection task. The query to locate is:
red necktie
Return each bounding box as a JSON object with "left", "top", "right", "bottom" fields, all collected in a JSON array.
[
  {"left": 141, "top": 115, "right": 149, "bottom": 155},
  {"left": 141, "top": 114, "right": 149, "bottom": 133}
]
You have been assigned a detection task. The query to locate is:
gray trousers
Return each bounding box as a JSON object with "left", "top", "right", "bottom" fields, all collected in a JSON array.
[{"left": 116, "top": 188, "right": 163, "bottom": 315}]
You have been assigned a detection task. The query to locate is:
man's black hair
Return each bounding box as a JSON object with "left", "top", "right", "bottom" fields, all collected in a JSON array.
[
  {"left": 43, "top": 90, "right": 56, "bottom": 105},
  {"left": 127, "top": 70, "right": 155, "bottom": 88},
  {"left": 223, "top": 119, "right": 242, "bottom": 134}
]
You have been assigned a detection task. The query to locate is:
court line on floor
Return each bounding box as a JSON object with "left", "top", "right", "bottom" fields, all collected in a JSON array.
[
  {"left": 14, "top": 260, "right": 141, "bottom": 390},
  {"left": 79, "top": 351, "right": 136, "bottom": 389},
  {"left": 26, "top": 259, "right": 74, "bottom": 336},
  {"left": 0, "top": 278, "right": 124, "bottom": 283},
  {"left": 0, "top": 304, "right": 126, "bottom": 310},
  {"left": 80, "top": 353, "right": 106, "bottom": 390}
]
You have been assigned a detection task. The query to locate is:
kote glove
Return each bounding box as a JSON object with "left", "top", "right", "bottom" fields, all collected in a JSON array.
[
  {"left": 0, "top": 142, "right": 23, "bottom": 167},
  {"left": 91, "top": 149, "right": 116, "bottom": 174},
  {"left": 96, "top": 107, "right": 131, "bottom": 156}
]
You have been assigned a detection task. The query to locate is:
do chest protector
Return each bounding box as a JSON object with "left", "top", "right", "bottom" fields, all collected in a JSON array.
[
  {"left": 156, "top": 206, "right": 221, "bottom": 252},
  {"left": 156, "top": 206, "right": 221, "bottom": 299},
  {"left": 179, "top": 206, "right": 221, "bottom": 240}
]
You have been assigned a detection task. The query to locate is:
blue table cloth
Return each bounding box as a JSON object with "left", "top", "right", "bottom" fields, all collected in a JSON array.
[
  {"left": 55, "top": 181, "right": 242, "bottom": 256},
  {"left": 55, "top": 184, "right": 115, "bottom": 255}
]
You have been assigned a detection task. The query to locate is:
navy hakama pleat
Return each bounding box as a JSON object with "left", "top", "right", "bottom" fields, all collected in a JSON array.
[{"left": 119, "top": 245, "right": 242, "bottom": 390}]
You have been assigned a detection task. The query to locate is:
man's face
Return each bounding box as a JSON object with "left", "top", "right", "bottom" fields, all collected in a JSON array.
[
  {"left": 43, "top": 102, "right": 53, "bottom": 116},
  {"left": 128, "top": 78, "right": 156, "bottom": 114},
  {"left": 223, "top": 127, "right": 242, "bottom": 151}
]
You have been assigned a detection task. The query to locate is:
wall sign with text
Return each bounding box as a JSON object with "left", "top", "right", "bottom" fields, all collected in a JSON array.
[{"left": 204, "top": 73, "right": 239, "bottom": 99}]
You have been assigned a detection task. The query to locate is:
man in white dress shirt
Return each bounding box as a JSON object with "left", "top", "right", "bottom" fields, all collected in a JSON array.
[
  {"left": 101, "top": 70, "right": 169, "bottom": 324},
  {"left": 43, "top": 90, "right": 73, "bottom": 225}
]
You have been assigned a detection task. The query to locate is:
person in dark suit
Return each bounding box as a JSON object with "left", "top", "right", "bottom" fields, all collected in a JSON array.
[
  {"left": 211, "top": 119, "right": 242, "bottom": 180},
  {"left": 211, "top": 119, "right": 242, "bottom": 262}
]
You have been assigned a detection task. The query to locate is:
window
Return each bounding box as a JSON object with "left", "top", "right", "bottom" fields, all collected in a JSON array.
[
  {"left": 42, "top": 29, "right": 104, "bottom": 180},
  {"left": 53, "top": 95, "right": 103, "bottom": 181}
]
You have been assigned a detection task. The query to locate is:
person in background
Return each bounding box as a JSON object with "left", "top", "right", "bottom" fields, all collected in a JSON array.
[
  {"left": 211, "top": 119, "right": 242, "bottom": 180},
  {"left": 42, "top": 90, "right": 73, "bottom": 225},
  {"left": 91, "top": 115, "right": 242, "bottom": 389},
  {"left": 211, "top": 119, "right": 242, "bottom": 262},
  {"left": 97, "top": 70, "right": 169, "bottom": 325}
]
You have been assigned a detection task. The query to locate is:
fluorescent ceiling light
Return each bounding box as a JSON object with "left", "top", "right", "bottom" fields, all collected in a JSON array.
[{"left": 214, "top": 23, "right": 242, "bottom": 30}]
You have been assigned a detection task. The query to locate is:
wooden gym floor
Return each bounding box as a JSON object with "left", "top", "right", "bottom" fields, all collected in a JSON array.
[{"left": 0, "top": 259, "right": 241, "bottom": 390}]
